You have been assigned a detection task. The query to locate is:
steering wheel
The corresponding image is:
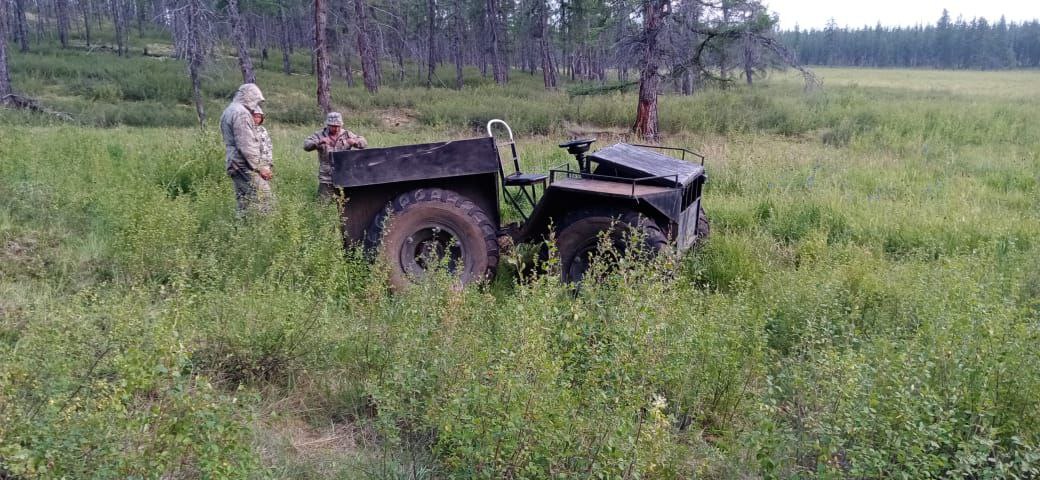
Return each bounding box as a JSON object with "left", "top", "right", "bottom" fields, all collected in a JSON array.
[{"left": 558, "top": 138, "right": 596, "bottom": 149}]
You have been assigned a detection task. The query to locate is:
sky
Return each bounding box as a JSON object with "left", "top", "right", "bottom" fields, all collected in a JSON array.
[{"left": 765, "top": 0, "right": 1040, "bottom": 30}]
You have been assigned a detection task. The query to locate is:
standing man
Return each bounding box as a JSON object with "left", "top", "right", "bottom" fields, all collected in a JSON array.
[
  {"left": 220, "top": 83, "right": 272, "bottom": 216},
  {"left": 252, "top": 108, "right": 275, "bottom": 213},
  {"left": 303, "top": 112, "right": 367, "bottom": 201}
]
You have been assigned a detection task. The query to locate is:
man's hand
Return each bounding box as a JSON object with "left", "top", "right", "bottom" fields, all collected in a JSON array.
[
  {"left": 259, "top": 167, "right": 273, "bottom": 181},
  {"left": 347, "top": 137, "right": 364, "bottom": 149}
]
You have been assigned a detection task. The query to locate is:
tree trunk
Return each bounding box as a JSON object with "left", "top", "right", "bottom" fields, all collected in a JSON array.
[
  {"left": 354, "top": 0, "right": 379, "bottom": 93},
  {"left": 56, "top": 0, "right": 69, "bottom": 47},
  {"left": 0, "top": 0, "right": 12, "bottom": 97},
  {"left": 681, "top": 70, "right": 695, "bottom": 95},
  {"left": 426, "top": 0, "right": 436, "bottom": 87},
  {"left": 279, "top": 6, "right": 292, "bottom": 74},
  {"left": 186, "top": 0, "right": 205, "bottom": 127},
  {"left": 136, "top": 0, "right": 144, "bottom": 36},
  {"left": 719, "top": 1, "right": 731, "bottom": 80},
  {"left": 112, "top": 0, "right": 126, "bottom": 56},
  {"left": 486, "top": 0, "right": 507, "bottom": 84},
  {"left": 14, "top": 0, "right": 30, "bottom": 52},
  {"left": 225, "top": 0, "right": 255, "bottom": 82},
  {"left": 314, "top": 0, "right": 331, "bottom": 112},
  {"left": 81, "top": 0, "right": 91, "bottom": 48},
  {"left": 742, "top": 30, "right": 754, "bottom": 85},
  {"left": 342, "top": 48, "right": 355, "bottom": 87},
  {"left": 450, "top": 0, "right": 463, "bottom": 89},
  {"left": 122, "top": 0, "right": 133, "bottom": 49},
  {"left": 632, "top": 0, "right": 666, "bottom": 140},
  {"left": 32, "top": 0, "right": 43, "bottom": 44},
  {"left": 390, "top": 0, "right": 405, "bottom": 82},
  {"left": 537, "top": 1, "right": 555, "bottom": 89},
  {"left": 338, "top": 5, "right": 355, "bottom": 87}
]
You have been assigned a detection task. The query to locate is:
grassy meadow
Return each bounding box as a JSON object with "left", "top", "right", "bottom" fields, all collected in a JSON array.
[{"left": 2, "top": 39, "right": 1040, "bottom": 478}]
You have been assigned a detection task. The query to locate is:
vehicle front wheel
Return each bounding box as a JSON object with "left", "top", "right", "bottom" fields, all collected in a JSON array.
[
  {"left": 365, "top": 188, "right": 499, "bottom": 290},
  {"left": 695, "top": 205, "right": 710, "bottom": 247},
  {"left": 555, "top": 210, "right": 666, "bottom": 284}
]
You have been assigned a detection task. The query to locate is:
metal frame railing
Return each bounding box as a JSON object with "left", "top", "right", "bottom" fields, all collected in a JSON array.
[
  {"left": 549, "top": 164, "right": 682, "bottom": 198},
  {"left": 628, "top": 144, "right": 706, "bottom": 166}
]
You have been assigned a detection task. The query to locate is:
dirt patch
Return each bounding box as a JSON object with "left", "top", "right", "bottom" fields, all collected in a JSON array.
[
  {"left": 377, "top": 108, "right": 418, "bottom": 128},
  {"left": 284, "top": 418, "right": 360, "bottom": 456},
  {"left": 256, "top": 414, "right": 379, "bottom": 475},
  {"left": 1, "top": 235, "right": 48, "bottom": 280},
  {"left": 0, "top": 299, "right": 24, "bottom": 323}
]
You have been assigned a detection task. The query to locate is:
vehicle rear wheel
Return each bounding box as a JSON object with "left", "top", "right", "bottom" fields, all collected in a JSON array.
[
  {"left": 555, "top": 210, "right": 666, "bottom": 284},
  {"left": 365, "top": 188, "right": 499, "bottom": 290}
]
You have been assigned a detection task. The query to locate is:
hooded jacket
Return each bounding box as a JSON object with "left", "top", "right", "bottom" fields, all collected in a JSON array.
[{"left": 220, "top": 84, "right": 266, "bottom": 175}]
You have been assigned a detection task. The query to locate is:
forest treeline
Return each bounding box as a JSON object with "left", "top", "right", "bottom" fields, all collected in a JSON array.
[
  {"left": 3, "top": 0, "right": 1036, "bottom": 136},
  {"left": 781, "top": 10, "right": 1040, "bottom": 69},
  {"left": 0, "top": 0, "right": 817, "bottom": 137}
]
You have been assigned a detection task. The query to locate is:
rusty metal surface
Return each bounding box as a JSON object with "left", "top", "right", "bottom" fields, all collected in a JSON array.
[
  {"left": 588, "top": 143, "right": 705, "bottom": 187},
  {"left": 331, "top": 137, "right": 500, "bottom": 188}
]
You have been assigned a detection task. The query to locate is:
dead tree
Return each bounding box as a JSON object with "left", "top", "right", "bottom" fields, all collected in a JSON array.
[
  {"left": 535, "top": 0, "right": 556, "bottom": 89},
  {"left": 112, "top": 0, "right": 128, "bottom": 55},
  {"left": 227, "top": 0, "right": 256, "bottom": 83},
  {"left": 81, "top": 0, "right": 91, "bottom": 47},
  {"left": 56, "top": 0, "right": 70, "bottom": 47},
  {"left": 486, "top": 0, "right": 507, "bottom": 84},
  {"left": 173, "top": 0, "right": 212, "bottom": 127},
  {"left": 338, "top": 2, "right": 356, "bottom": 87},
  {"left": 450, "top": 0, "right": 464, "bottom": 89},
  {"left": 426, "top": 0, "right": 436, "bottom": 87},
  {"left": 354, "top": 0, "right": 379, "bottom": 93},
  {"left": 279, "top": 4, "right": 292, "bottom": 74},
  {"left": 314, "top": 0, "right": 331, "bottom": 112},
  {"left": 14, "top": 0, "right": 30, "bottom": 52},
  {"left": 388, "top": 0, "right": 406, "bottom": 82},
  {"left": 684, "top": 23, "right": 820, "bottom": 91}
]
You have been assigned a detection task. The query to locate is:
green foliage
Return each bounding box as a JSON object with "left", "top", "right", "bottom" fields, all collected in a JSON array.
[{"left": 2, "top": 45, "right": 1040, "bottom": 478}]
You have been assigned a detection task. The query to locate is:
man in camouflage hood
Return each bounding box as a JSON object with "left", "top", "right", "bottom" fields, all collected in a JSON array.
[
  {"left": 303, "top": 112, "right": 367, "bottom": 201},
  {"left": 220, "top": 83, "right": 272, "bottom": 216}
]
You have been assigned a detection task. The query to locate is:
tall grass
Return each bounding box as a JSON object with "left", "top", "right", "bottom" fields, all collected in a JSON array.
[{"left": 2, "top": 43, "right": 1040, "bottom": 478}]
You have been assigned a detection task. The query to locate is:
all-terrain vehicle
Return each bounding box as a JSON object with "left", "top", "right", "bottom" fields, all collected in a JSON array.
[{"left": 331, "top": 119, "right": 708, "bottom": 289}]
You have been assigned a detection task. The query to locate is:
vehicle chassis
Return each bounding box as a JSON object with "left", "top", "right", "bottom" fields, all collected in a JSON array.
[{"left": 331, "top": 120, "right": 708, "bottom": 287}]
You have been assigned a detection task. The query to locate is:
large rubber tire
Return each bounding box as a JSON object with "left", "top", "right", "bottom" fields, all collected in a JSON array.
[
  {"left": 555, "top": 209, "right": 667, "bottom": 284},
  {"left": 365, "top": 188, "right": 499, "bottom": 290}
]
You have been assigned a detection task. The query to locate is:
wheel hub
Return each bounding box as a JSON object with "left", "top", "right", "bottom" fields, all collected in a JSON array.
[{"left": 401, "top": 224, "right": 464, "bottom": 277}]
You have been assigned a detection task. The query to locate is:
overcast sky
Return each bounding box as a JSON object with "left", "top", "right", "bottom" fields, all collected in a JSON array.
[{"left": 765, "top": 0, "right": 1040, "bottom": 30}]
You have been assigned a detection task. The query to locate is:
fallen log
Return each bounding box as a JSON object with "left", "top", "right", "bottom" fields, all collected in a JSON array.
[{"left": 1, "top": 94, "right": 74, "bottom": 122}]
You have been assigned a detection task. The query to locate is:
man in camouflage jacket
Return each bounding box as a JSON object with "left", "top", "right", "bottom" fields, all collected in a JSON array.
[
  {"left": 251, "top": 108, "right": 275, "bottom": 213},
  {"left": 303, "top": 112, "right": 367, "bottom": 201},
  {"left": 220, "top": 83, "right": 271, "bottom": 216}
]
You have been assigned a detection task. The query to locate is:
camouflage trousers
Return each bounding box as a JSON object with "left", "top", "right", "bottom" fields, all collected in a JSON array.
[
  {"left": 318, "top": 182, "right": 341, "bottom": 203},
  {"left": 232, "top": 170, "right": 275, "bottom": 217}
]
